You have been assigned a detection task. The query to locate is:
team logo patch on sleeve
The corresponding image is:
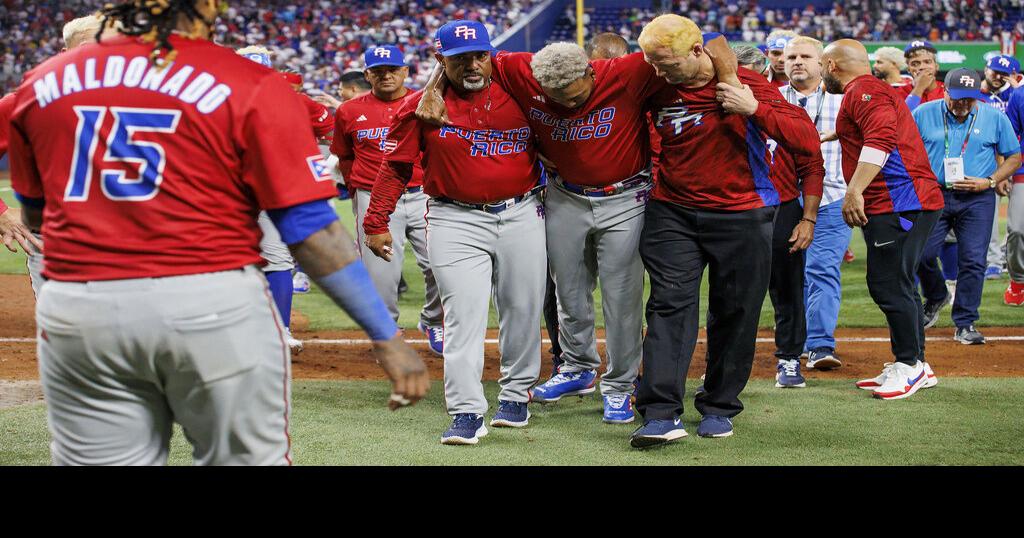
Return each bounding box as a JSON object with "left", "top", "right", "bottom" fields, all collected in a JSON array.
[
  {"left": 380, "top": 139, "right": 398, "bottom": 154},
  {"left": 862, "top": 94, "right": 872, "bottom": 101},
  {"left": 307, "top": 155, "right": 334, "bottom": 182}
]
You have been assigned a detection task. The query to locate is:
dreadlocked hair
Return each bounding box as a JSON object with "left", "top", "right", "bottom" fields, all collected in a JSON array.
[{"left": 98, "top": 0, "right": 208, "bottom": 68}]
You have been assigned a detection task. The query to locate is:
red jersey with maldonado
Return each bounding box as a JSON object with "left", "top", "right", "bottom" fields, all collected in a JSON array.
[
  {"left": 648, "top": 68, "right": 822, "bottom": 210},
  {"left": 835, "top": 74, "right": 943, "bottom": 215},
  {"left": 490, "top": 51, "right": 663, "bottom": 186},
  {"left": 330, "top": 90, "right": 424, "bottom": 192},
  {"left": 8, "top": 35, "right": 337, "bottom": 282},
  {"left": 383, "top": 84, "right": 539, "bottom": 202}
]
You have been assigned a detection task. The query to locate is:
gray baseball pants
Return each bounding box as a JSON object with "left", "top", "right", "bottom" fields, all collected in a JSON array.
[
  {"left": 1009, "top": 183, "right": 1024, "bottom": 283},
  {"left": 354, "top": 189, "right": 442, "bottom": 327},
  {"left": 26, "top": 233, "right": 44, "bottom": 298},
  {"left": 544, "top": 180, "right": 647, "bottom": 396},
  {"left": 258, "top": 211, "right": 295, "bottom": 272},
  {"left": 427, "top": 196, "right": 546, "bottom": 415},
  {"left": 36, "top": 266, "right": 292, "bottom": 466}
]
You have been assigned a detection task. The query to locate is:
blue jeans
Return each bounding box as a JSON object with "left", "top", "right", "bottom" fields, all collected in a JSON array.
[
  {"left": 804, "top": 200, "right": 851, "bottom": 352},
  {"left": 919, "top": 189, "right": 996, "bottom": 328}
]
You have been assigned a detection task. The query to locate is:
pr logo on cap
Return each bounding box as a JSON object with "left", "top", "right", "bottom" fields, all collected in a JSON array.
[
  {"left": 910, "top": 41, "right": 925, "bottom": 48},
  {"left": 454, "top": 25, "right": 477, "bottom": 40},
  {"left": 1000, "top": 57, "right": 1011, "bottom": 68},
  {"left": 374, "top": 48, "right": 391, "bottom": 58},
  {"left": 960, "top": 75, "right": 976, "bottom": 87}
]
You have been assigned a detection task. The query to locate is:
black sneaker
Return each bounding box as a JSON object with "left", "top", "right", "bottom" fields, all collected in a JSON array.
[
  {"left": 954, "top": 325, "right": 985, "bottom": 345},
  {"left": 922, "top": 293, "right": 951, "bottom": 329}
]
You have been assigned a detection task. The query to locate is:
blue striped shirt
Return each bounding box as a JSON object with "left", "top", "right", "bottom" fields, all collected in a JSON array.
[{"left": 780, "top": 83, "right": 846, "bottom": 206}]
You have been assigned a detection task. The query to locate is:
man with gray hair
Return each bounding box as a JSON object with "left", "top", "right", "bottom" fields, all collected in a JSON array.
[
  {"left": 416, "top": 35, "right": 740, "bottom": 425},
  {"left": 872, "top": 46, "right": 910, "bottom": 87},
  {"left": 732, "top": 44, "right": 768, "bottom": 75},
  {"left": 587, "top": 32, "right": 629, "bottom": 60}
]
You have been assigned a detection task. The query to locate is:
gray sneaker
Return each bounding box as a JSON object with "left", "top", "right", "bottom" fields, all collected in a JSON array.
[
  {"left": 954, "top": 325, "right": 985, "bottom": 345},
  {"left": 923, "top": 293, "right": 951, "bottom": 329}
]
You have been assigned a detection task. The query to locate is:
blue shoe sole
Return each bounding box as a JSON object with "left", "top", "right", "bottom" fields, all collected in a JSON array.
[{"left": 530, "top": 386, "right": 596, "bottom": 403}]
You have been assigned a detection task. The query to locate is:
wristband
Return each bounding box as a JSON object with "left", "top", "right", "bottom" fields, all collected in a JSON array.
[
  {"left": 800, "top": 217, "right": 816, "bottom": 225},
  {"left": 315, "top": 261, "right": 399, "bottom": 341}
]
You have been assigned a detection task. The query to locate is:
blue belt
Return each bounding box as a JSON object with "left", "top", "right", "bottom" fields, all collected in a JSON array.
[
  {"left": 403, "top": 185, "right": 423, "bottom": 195},
  {"left": 556, "top": 169, "right": 652, "bottom": 198},
  {"left": 435, "top": 185, "right": 545, "bottom": 214}
]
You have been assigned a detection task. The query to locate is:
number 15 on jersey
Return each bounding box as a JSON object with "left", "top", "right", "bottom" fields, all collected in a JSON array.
[{"left": 66, "top": 106, "right": 182, "bottom": 202}]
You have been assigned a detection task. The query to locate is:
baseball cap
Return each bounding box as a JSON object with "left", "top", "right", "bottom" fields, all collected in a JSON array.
[
  {"left": 904, "top": 40, "right": 937, "bottom": 56},
  {"left": 986, "top": 54, "right": 1020, "bottom": 75},
  {"left": 944, "top": 68, "right": 984, "bottom": 100},
  {"left": 765, "top": 36, "right": 792, "bottom": 51},
  {"left": 364, "top": 45, "right": 406, "bottom": 68},
  {"left": 435, "top": 20, "right": 493, "bottom": 57}
]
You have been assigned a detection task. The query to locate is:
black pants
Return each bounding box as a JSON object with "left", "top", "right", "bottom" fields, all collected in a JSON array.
[
  {"left": 769, "top": 198, "right": 807, "bottom": 361},
  {"left": 543, "top": 271, "right": 563, "bottom": 366},
  {"left": 636, "top": 200, "right": 775, "bottom": 421},
  {"left": 862, "top": 209, "right": 941, "bottom": 365}
]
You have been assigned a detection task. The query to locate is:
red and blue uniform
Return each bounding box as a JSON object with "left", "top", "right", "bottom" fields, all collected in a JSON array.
[
  {"left": 330, "top": 89, "right": 424, "bottom": 193},
  {"left": 836, "top": 74, "right": 944, "bottom": 215},
  {"left": 8, "top": 34, "right": 338, "bottom": 282},
  {"left": 647, "top": 68, "right": 821, "bottom": 210}
]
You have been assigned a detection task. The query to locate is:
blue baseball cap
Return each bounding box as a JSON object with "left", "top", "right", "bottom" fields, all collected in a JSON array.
[
  {"left": 364, "top": 45, "right": 406, "bottom": 68},
  {"left": 241, "top": 52, "right": 272, "bottom": 67},
  {"left": 944, "top": 68, "right": 985, "bottom": 100},
  {"left": 435, "top": 20, "right": 493, "bottom": 57},
  {"left": 904, "top": 40, "right": 937, "bottom": 55},
  {"left": 987, "top": 54, "right": 1020, "bottom": 75},
  {"left": 766, "top": 36, "right": 792, "bottom": 51}
]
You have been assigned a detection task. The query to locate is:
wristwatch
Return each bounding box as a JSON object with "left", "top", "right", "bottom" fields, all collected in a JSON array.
[{"left": 988, "top": 176, "right": 997, "bottom": 189}]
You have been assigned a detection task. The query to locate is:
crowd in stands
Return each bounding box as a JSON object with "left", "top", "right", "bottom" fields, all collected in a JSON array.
[{"left": 0, "top": 0, "right": 544, "bottom": 95}]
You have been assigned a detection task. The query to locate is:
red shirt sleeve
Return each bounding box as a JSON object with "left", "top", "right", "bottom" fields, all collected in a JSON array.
[
  {"left": 490, "top": 51, "right": 534, "bottom": 91},
  {"left": 302, "top": 94, "right": 334, "bottom": 138},
  {"left": 238, "top": 76, "right": 337, "bottom": 209},
  {"left": 0, "top": 92, "right": 14, "bottom": 159},
  {"left": 362, "top": 96, "right": 421, "bottom": 236},
  {"left": 620, "top": 52, "right": 666, "bottom": 100},
  {"left": 746, "top": 74, "right": 820, "bottom": 157},
  {"left": 794, "top": 146, "right": 825, "bottom": 198},
  {"left": 8, "top": 118, "right": 44, "bottom": 201},
  {"left": 0, "top": 197, "right": 8, "bottom": 214},
  {"left": 850, "top": 86, "right": 899, "bottom": 154}
]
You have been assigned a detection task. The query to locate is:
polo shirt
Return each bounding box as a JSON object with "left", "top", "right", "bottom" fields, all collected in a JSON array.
[{"left": 911, "top": 99, "right": 1020, "bottom": 187}]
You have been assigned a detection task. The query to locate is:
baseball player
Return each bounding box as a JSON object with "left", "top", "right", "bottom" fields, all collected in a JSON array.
[
  {"left": 331, "top": 45, "right": 443, "bottom": 354},
  {"left": 981, "top": 55, "right": 1021, "bottom": 280},
  {"left": 9, "top": 0, "right": 427, "bottom": 465},
  {"left": 629, "top": 15, "right": 821, "bottom": 447},
  {"left": 364, "top": 20, "right": 546, "bottom": 445},
  {"left": 821, "top": 39, "right": 943, "bottom": 400},
  {"left": 414, "top": 34, "right": 741, "bottom": 424},
  {"left": 764, "top": 30, "right": 798, "bottom": 87},
  {"left": 237, "top": 45, "right": 331, "bottom": 355},
  {"left": 900, "top": 40, "right": 945, "bottom": 111}
]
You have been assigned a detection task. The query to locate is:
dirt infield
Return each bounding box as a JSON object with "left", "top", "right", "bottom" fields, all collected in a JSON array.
[{"left": 3, "top": 274, "right": 1023, "bottom": 383}]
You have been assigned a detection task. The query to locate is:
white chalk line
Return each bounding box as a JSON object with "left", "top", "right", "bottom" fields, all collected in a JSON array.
[{"left": 3, "top": 336, "right": 1024, "bottom": 345}]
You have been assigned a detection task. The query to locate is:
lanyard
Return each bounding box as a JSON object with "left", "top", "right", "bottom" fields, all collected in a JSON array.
[
  {"left": 788, "top": 85, "right": 826, "bottom": 129},
  {"left": 943, "top": 105, "right": 979, "bottom": 158}
]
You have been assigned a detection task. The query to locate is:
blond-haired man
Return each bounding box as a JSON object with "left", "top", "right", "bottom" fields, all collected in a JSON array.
[{"left": 872, "top": 46, "right": 910, "bottom": 87}]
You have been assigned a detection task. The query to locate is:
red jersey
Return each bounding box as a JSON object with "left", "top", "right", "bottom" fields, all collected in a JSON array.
[
  {"left": 330, "top": 90, "right": 424, "bottom": 192},
  {"left": 648, "top": 68, "right": 821, "bottom": 210},
  {"left": 897, "top": 80, "right": 945, "bottom": 104},
  {"left": 0, "top": 92, "right": 15, "bottom": 158},
  {"left": 490, "top": 51, "right": 662, "bottom": 186},
  {"left": 835, "top": 74, "right": 943, "bottom": 215},
  {"left": 768, "top": 140, "right": 825, "bottom": 203},
  {"left": 363, "top": 84, "right": 540, "bottom": 235},
  {"left": 9, "top": 35, "right": 336, "bottom": 281},
  {"left": 301, "top": 92, "right": 334, "bottom": 139}
]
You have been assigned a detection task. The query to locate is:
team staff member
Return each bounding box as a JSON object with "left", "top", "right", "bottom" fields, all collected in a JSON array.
[
  {"left": 1004, "top": 84, "right": 1024, "bottom": 306},
  {"left": 629, "top": 15, "right": 821, "bottom": 447},
  {"left": 365, "top": 20, "right": 546, "bottom": 445},
  {"left": 779, "top": 36, "right": 849, "bottom": 376},
  {"left": 913, "top": 68, "right": 1021, "bottom": 344},
  {"left": 9, "top": 0, "right": 427, "bottom": 465},
  {"left": 872, "top": 46, "right": 911, "bottom": 87},
  {"left": 901, "top": 40, "right": 945, "bottom": 111},
  {"left": 331, "top": 45, "right": 444, "bottom": 354},
  {"left": 733, "top": 44, "right": 824, "bottom": 390},
  {"left": 822, "top": 39, "right": 944, "bottom": 400},
  {"left": 764, "top": 30, "right": 798, "bottom": 87}
]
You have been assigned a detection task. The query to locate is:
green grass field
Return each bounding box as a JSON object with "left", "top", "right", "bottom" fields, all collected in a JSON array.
[
  {"left": 5, "top": 183, "right": 1015, "bottom": 330},
  {"left": 2, "top": 378, "right": 1022, "bottom": 465}
]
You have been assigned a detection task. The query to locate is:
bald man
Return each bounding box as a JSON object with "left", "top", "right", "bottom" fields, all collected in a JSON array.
[
  {"left": 587, "top": 33, "right": 629, "bottom": 60},
  {"left": 822, "top": 39, "right": 944, "bottom": 400}
]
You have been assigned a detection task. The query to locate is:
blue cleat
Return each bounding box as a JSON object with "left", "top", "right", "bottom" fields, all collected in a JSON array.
[
  {"left": 441, "top": 413, "right": 488, "bottom": 445},
  {"left": 603, "top": 394, "right": 635, "bottom": 424},
  {"left": 697, "top": 415, "right": 734, "bottom": 438},
  {"left": 985, "top": 266, "right": 1003, "bottom": 280},
  {"left": 529, "top": 369, "right": 597, "bottom": 403},
  {"left": 629, "top": 417, "right": 688, "bottom": 448},
  {"left": 775, "top": 359, "right": 807, "bottom": 388},
  {"left": 490, "top": 400, "right": 530, "bottom": 428},
  {"left": 418, "top": 321, "right": 444, "bottom": 356}
]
